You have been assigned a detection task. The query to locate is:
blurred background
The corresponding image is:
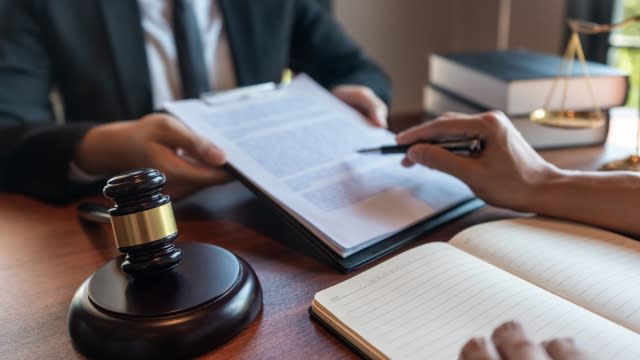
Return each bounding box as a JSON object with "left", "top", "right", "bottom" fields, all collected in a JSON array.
[
  {"left": 330, "top": 0, "right": 622, "bottom": 114},
  {"left": 1, "top": 0, "right": 632, "bottom": 114}
]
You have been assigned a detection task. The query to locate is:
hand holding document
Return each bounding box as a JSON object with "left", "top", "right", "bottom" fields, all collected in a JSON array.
[{"left": 165, "top": 75, "right": 478, "bottom": 270}]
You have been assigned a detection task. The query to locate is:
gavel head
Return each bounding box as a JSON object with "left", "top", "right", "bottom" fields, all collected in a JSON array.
[{"left": 103, "top": 168, "right": 182, "bottom": 276}]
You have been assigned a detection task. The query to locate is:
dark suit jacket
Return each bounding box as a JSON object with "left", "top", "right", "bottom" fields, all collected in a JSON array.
[{"left": 0, "top": 0, "right": 390, "bottom": 203}]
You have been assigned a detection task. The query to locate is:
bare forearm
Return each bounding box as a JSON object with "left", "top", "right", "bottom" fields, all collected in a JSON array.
[
  {"left": 397, "top": 112, "right": 640, "bottom": 236},
  {"left": 526, "top": 170, "right": 640, "bottom": 235}
]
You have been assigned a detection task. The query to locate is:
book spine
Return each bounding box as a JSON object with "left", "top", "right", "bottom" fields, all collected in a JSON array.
[
  {"left": 423, "top": 83, "right": 610, "bottom": 150},
  {"left": 429, "top": 54, "right": 507, "bottom": 111},
  {"left": 429, "top": 51, "right": 629, "bottom": 114}
]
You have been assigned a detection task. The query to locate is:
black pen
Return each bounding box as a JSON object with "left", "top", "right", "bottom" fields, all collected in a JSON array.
[{"left": 357, "top": 138, "right": 484, "bottom": 155}]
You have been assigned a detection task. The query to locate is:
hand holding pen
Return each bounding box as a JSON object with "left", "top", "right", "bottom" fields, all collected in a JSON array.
[{"left": 392, "top": 111, "right": 556, "bottom": 213}]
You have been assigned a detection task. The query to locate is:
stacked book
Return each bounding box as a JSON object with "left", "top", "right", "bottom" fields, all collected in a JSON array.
[{"left": 425, "top": 49, "right": 629, "bottom": 149}]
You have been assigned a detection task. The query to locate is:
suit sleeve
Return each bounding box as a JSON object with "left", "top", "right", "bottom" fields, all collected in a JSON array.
[
  {"left": 0, "top": 1, "right": 100, "bottom": 204},
  {"left": 289, "top": 0, "right": 392, "bottom": 105}
]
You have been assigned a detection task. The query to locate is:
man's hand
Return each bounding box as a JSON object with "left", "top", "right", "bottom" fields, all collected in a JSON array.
[
  {"left": 332, "top": 85, "right": 388, "bottom": 128},
  {"left": 460, "top": 321, "right": 589, "bottom": 360},
  {"left": 74, "top": 113, "right": 232, "bottom": 199}
]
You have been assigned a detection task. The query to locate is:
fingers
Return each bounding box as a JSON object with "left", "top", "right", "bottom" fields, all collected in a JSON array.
[
  {"left": 145, "top": 114, "right": 226, "bottom": 167},
  {"left": 492, "top": 321, "right": 551, "bottom": 360},
  {"left": 397, "top": 113, "right": 493, "bottom": 181},
  {"left": 545, "top": 338, "right": 590, "bottom": 360},
  {"left": 151, "top": 145, "right": 233, "bottom": 199},
  {"left": 75, "top": 113, "right": 232, "bottom": 200},
  {"left": 401, "top": 156, "right": 415, "bottom": 167},
  {"left": 150, "top": 143, "right": 231, "bottom": 183},
  {"left": 405, "top": 143, "right": 476, "bottom": 180},
  {"left": 332, "top": 85, "right": 388, "bottom": 128},
  {"left": 462, "top": 323, "right": 586, "bottom": 360},
  {"left": 137, "top": 114, "right": 233, "bottom": 199},
  {"left": 396, "top": 111, "right": 511, "bottom": 145},
  {"left": 460, "top": 337, "right": 500, "bottom": 360},
  {"left": 397, "top": 114, "right": 479, "bottom": 144}
]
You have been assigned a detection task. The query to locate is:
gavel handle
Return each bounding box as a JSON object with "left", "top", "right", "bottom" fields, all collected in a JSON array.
[{"left": 77, "top": 202, "right": 111, "bottom": 224}]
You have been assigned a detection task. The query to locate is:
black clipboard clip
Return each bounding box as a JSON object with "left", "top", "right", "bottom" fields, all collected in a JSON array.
[
  {"left": 200, "top": 82, "right": 279, "bottom": 106},
  {"left": 200, "top": 68, "right": 294, "bottom": 106}
]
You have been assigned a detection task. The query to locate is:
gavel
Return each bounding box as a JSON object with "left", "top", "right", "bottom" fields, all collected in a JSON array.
[{"left": 68, "top": 168, "right": 262, "bottom": 359}]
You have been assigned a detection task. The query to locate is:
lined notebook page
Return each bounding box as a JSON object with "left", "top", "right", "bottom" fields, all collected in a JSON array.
[
  {"left": 314, "top": 242, "right": 640, "bottom": 360},
  {"left": 450, "top": 218, "right": 640, "bottom": 334}
]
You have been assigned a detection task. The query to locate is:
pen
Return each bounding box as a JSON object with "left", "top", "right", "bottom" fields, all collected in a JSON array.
[{"left": 357, "top": 138, "right": 484, "bottom": 155}]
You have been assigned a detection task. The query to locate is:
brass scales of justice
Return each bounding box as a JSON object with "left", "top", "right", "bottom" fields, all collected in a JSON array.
[{"left": 530, "top": 15, "right": 640, "bottom": 171}]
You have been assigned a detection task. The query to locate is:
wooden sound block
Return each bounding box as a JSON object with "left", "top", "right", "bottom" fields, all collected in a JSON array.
[{"left": 68, "top": 242, "right": 262, "bottom": 359}]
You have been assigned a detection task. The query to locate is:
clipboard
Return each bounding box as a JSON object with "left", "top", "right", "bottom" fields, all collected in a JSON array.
[
  {"left": 230, "top": 160, "right": 483, "bottom": 272},
  {"left": 200, "top": 82, "right": 279, "bottom": 106},
  {"left": 168, "top": 75, "right": 484, "bottom": 273}
]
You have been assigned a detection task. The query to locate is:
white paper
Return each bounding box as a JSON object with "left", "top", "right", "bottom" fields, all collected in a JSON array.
[
  {"left": 314, "top": 242, "right": 640, "bottom": 359},
  {"left": 166, "top": 74, "right": 473, "bottom": 257},
  {"left": 451, "top": 218, "right": 640, "bottom": 334}
]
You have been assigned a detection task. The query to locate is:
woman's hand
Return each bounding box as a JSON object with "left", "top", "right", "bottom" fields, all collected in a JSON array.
[
  {"left": 396, "top": 111, "right": 561, "bottom": 212},
  {"left": 460, "top": 321, "right": 589, "bottom": 360}
]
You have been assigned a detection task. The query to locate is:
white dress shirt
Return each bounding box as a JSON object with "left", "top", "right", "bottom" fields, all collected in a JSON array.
[
  {"left": 70, "top": 0, "right": 237, "bottom": 182},
  {"left": 138, "top": 0, "right": 237, "bottom": 109}
]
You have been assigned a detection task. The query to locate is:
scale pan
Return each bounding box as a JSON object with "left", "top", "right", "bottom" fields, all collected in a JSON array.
[{"left": 529, "top": 108, "right": 606, "bottom": 129}]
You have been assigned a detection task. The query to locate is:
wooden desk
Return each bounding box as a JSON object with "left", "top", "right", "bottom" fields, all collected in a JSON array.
[{"left": 0, "top": 109, "right": 637, "bottom": 359}]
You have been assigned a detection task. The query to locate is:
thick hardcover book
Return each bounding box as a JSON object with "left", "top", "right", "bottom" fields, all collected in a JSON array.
[
  {"left": 310, "top": 217, "right": 640, "bottom": 359},
  {"left": 166, "top": 75, "right": 481, "bottom": 272},
  {"left": 423, "top": 83, "right": 610, "bottom": 149},
  {"left": 429, "top": 49, "right": 628, "bottom": 115}
]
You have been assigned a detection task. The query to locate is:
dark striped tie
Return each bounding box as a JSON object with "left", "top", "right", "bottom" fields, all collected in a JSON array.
[{"left": 173, "top": 0, "right": 211, "bottom": 99}]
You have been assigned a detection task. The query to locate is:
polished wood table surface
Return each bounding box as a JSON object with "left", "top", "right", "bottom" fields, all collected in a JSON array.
[{"left": 0, "top": 110, "right": 637, "bottom": 359}]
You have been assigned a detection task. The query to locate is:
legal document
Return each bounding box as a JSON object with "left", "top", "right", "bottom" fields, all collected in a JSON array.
[{"left": 165, "top": 75, "right": 474, "bottom": 258}]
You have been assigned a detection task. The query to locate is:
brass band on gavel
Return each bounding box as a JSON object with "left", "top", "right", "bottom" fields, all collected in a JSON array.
[{"left": 109, "top": 202, "right": 178, "bottom": 248}]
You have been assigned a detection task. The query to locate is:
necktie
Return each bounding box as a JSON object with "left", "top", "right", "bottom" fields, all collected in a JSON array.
[{"left": 173, "top": 0, "right": 211, "bottom": 99}]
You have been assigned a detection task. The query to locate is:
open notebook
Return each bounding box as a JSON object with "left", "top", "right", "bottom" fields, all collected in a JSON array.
[
  {"left": 165, "top": 75, "right": 479, "bottom": 271},
  {"left": 310, "top": 217, "right": 640, "bottom": 359}
]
